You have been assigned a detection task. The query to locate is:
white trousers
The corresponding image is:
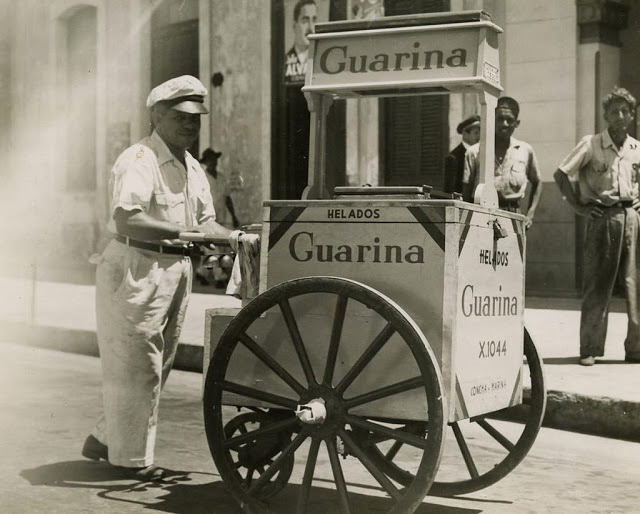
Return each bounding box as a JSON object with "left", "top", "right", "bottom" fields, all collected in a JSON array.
[{"left": 91, "top": 240, "right": 192, "bottom": 467}]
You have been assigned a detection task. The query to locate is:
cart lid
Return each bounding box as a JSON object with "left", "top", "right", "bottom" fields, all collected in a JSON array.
[{"left": 315, "top": 10, "right": 493, "bottom": 34}]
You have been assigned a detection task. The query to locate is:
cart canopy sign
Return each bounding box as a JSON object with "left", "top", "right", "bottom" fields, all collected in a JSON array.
[{"left": 305, "top": 22, "right": 501, "bottom": 96}]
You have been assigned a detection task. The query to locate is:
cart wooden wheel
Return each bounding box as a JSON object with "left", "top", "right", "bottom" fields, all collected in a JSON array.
[
  {"left": 222, "top": 410, "right": 295, "bottom": 499},
  {"left": 360, "top": 328, "right": 546, "bottom": 497},
  {"left": 203, "top": 276, "right": 446, "bottom": 514}
]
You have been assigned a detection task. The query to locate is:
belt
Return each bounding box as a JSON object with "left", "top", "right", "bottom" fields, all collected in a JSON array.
[
  {"left": 596, "top": 201, "right": 634, "bottom": 209},
  {"left": 115, "top": 234, "right": 192, "bottom": 255}
]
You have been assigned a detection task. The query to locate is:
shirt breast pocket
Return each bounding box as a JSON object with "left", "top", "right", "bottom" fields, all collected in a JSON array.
[
  {"left": 154, "top": 191, "right": 185, "bottom": 222},
  {"left": 509, "top": 160, "right": 527, "bottom": 188},
  {"left": 586, "top": 163, "right": 612, "bottom": 191}
]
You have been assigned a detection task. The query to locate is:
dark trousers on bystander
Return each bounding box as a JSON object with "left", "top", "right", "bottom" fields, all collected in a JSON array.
[{"left": 580, "top": 206, "right": 640, "bottom": 359}]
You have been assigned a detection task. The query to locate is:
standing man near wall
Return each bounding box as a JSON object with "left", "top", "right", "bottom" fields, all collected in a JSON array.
[
  {"left": 444, "top": 114, "right": 480, "bottom": 195},
  {"left": 553, "top": 86, "right": 640, "bottom": 367},
  {"left": 463, "top": 96, "right": 543, "bottom": 229},
  {"left": 81, "top": 75, "right": 230, "bottom": 479}
]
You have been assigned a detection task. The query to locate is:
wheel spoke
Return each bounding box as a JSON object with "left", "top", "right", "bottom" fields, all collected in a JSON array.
[
  {"left": 326, "top": 437, "right": 352, "bottom": 514},
  {"left": 339, "top": 428, "right": 401, "bottom": 500},
  {"left": 223, "top": 417, "right": 298, "bottom": 449},
  {"left": 385, "top": 440, "right": 404, "bottom": 461},
  {"left": 451, "top": 422, "right": 479, "bottom": 479},
  {"left": 336, "top": 323, "right": 396, "bottom": 394},
  {"left": 345, "top": 415, "right": 427, "bottom": 449},
  {"left": 279, "top": 299, "right": 317, "bottom": 386},
  {"left": 323, "top": 295, "right": 348, "bottom": 386},
  {"left": 248, "top": 432, "right": 307, "bottom": 494},
  {"left": 474, "top": 417, "right": 515, "bottom": 451},
  {"left": 296, "top": 438, "right": 321, "bottom": 514},
  {"left": 238, "top": 332, "right": 307, "bottom": 396},
  {"left": 222, "top": 380, "right": 299, "bottom": 410},
  {"left": 244, "top": 468, "right": 255, "bottom": 487},
  {"left": 344, "top": 376, "right": 424, "bottom": 408}
]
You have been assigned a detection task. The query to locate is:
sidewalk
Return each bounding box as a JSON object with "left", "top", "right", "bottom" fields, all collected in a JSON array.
[{"left": 2, "top": 276, "right": 639, "bottom": 442}]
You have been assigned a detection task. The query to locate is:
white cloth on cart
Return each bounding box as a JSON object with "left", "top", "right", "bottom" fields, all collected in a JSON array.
[{"left": 226, "top": 230, "right": 261, "bottom": 300}]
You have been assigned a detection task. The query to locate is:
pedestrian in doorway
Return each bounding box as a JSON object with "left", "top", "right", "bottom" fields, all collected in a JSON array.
[
  {"left": 444, "top": 114, "right": 480, "bottom": 195},
  {"left": 200, "top": 148, "right": 241, "bottom": 230},
  {"left": 82, "top": 75, "right": 230, "bottom": 479},
  {"left": 463, "top": 96, "right": 543, "bottom": 229},
  {"left": 195, "top": 147, "right": 242, "bottom": 287},
  {"left": 553, "top": 86, "right": 640, "bottom": 366}
]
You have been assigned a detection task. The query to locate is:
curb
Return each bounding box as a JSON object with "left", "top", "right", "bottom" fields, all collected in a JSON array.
[
  {"left": 2, "top": 322, "right": 204, "bottom": 374},
  {"left": 4, "top": 321, "right": 640, "bottom": 443},
  {"left": 544, "top": 390, "right": 640, "bottom": 443}
]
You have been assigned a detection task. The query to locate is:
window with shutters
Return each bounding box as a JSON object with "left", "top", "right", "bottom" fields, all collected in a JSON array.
[{"left": 381, "top": 0, "right": 450, "bottom": 188}]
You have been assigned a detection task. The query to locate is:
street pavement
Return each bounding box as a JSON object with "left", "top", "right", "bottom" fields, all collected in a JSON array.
[
  {"left": 2, "top": 342, "right": 640, "bottom": 514},
  {"left": 1, "top": 275, "right": 640, "bottom": 441}
]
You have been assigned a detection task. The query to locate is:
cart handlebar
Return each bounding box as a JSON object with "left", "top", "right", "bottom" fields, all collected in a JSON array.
[{"left": 179, "top": 231, "right": 231, "bottom": 245}]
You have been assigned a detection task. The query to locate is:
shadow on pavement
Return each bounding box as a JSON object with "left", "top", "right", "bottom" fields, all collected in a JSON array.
[
  {"left": 20, "top": 460, "right": 241, "bottom": 513},
  {"left": 20, "top": 460, "right": 492, "bottom": 513}
]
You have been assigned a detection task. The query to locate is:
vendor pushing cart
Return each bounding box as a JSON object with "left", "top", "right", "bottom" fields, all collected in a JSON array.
[{"left": 189, "top": 10, "right": 546, "bottom": 514}]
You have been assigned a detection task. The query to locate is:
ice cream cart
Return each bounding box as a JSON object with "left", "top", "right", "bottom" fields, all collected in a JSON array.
[{"left": 198, "top": 10, "right": 546, "bottom": 514}]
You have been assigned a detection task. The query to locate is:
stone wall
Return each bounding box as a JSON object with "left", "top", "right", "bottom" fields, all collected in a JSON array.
[
  {"left": 502, "top": 1, "right": 580, "bottom": 295},
  {"left": 208, "top": 0, "right": 270, "bottom": 227}
]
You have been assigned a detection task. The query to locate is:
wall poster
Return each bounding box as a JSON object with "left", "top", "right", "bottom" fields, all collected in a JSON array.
[{"left": 283, "top": 0, "right": 330, "bottom": 86}]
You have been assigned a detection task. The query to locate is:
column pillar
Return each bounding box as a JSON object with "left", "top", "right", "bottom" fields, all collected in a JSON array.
[{"left": 576, "top": 0, "right": 629, "bottom": 134}]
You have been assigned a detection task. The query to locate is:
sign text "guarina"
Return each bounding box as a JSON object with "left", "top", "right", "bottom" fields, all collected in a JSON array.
[{"left": 319, "top": 42, "right": 468, "bottom": 74}]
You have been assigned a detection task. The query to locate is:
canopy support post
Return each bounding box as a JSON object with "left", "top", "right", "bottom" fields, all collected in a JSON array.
[{"left": 302, "top": 92, "right": 333, "bottom": 200}]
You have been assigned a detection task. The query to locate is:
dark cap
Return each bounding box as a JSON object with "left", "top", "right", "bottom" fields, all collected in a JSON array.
[
  {"left": 163, "top": 94, "right": 208, "bottom": 114},
  {"left": 456, "top": 114, "right": 481, "bottom": 134},
  {"left": 496, "top": 96, "right": 520, "bottom": 118}
]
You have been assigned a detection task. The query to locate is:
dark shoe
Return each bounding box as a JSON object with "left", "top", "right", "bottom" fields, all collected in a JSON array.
[
  {"left": 115, "top": 465, "right": 169, "bottom": 482},
  {"left": 579, "top": 356, "right": 595, "bottom": 366},
  {"left": 625, "top": 355, "right": 640, "bottom": 363},
  {"left": 82, "top": 435, "right": 108, "bottom": 461}
]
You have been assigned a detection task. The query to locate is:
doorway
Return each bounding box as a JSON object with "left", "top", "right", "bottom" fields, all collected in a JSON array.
[
  {"left": 271, "top": 0, "right": 347, "bottom": 200},
  {"left": 150, "top": 1, "right": 200, "bottom": 157}
]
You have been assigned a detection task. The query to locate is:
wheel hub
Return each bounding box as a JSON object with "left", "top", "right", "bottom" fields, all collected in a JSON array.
[{"left": 295, "top": 398, "right": 327, "bottom": 424}]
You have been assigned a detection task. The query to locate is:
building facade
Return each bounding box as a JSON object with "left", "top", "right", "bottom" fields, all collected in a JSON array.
[{"left": 2, "top": 0, "right": 639, "bottom": 295}]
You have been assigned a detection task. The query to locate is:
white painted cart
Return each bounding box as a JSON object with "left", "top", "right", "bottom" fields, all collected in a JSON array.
[{"left": 198, "top": 11, "right": 546, "bottom": 514}]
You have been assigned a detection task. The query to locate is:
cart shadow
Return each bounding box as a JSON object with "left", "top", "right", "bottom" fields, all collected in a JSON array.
[
  {"left": 20, "top": 460, "right": 238, "bottom": 513},
  {"left": 20, "top": 460, "right": 495, "bottom": 513},
  {"left": 266, "top": 484, "right": 490, "bottom": 514}
]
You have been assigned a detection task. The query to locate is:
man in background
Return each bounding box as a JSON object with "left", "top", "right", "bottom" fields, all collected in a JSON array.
[
  {"left": 553, "top": 86, "right": 640, "bottom": 366},
  {"left": 444, "top": 114, "right": 480, "bottom": 195},
  {"left": 463, "top": 96, "right": 542, "bottom": 229}
]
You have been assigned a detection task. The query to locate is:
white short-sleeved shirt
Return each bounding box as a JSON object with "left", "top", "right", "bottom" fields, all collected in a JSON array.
[
  {"left": 463, "top": 137, "right": 541, "bottom": 201},
  {"left": 557, "top": 129, "right": 640, "bottom": 206},
  {"left": 107, "top": 131, "right": 215, "bottom": 243}
]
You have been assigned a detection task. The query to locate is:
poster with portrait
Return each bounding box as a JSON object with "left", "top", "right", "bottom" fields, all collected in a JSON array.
[{"left": 283, "top": 0, "right": 330, "bottom": 86}]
